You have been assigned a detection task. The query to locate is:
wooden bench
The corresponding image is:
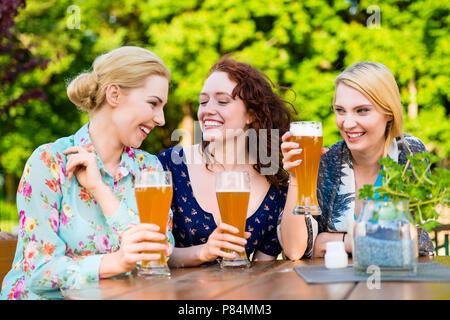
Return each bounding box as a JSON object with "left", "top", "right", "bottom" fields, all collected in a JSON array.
[{"left": 0, "top": 240, "right": 18, "bottom": 284}]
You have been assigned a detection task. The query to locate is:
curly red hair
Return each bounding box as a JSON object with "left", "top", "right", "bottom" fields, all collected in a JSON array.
[{"left": 202, "top": 57, "right": 295, "bottom": 189}]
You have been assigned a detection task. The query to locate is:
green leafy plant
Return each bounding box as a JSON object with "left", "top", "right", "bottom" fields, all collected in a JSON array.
[{"left": 358, "top": 151, "right": 450, "bottom": 232}]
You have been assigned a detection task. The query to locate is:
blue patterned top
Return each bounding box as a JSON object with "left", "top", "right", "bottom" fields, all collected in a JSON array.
[
  {"left": 158, "top": 146, "right": 287, "bottom": 262},
  {"left": 315, "top": 134, "right": 434, "bottom": 255}
]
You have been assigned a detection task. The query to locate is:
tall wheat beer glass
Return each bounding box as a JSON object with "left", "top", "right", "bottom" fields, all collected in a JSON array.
[
  {"left": 215, "top": 171, "right": 251, "bottom": 268},
  {"left": 289, "top": 121, "right": 323, "bottom": 215},
  {"left": 134, "top": 170, "right": 172, "bottom": 277}
]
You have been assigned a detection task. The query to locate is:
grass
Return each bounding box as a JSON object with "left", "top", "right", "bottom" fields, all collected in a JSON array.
[{"left": 0, "top": 200, "right": 19, "bottom": 233}]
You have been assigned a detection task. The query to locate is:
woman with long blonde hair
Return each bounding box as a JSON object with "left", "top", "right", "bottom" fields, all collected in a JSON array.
[{"left": 279, "top": 61, "right": 434, "bottom": 259}]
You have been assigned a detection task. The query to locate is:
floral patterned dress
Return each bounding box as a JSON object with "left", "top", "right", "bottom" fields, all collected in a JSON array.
[
  {"left": 0, "top": 123, "right": 174, "bottom": 300},
  {"left": 158, "top": 146, "right": 286, "bottom": 263}
]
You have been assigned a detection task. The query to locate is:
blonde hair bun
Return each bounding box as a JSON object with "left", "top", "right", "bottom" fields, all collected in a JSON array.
[
  {"left": 67, "top": 72, "right": 98, "bottom": 112},
  {"left": 66, "top": 46, "right": 170, "bottom": 113}
]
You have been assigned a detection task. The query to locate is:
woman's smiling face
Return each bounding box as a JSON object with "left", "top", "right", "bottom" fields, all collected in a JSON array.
[
  {"left": 197, "top": 71, "right": 252, "bottom": 142},
  {"left": 334, "top": 83, "right": 391, "bottom": 155},
  {"left": 111, "top": 75, "right": 169, "bottom": 148}
]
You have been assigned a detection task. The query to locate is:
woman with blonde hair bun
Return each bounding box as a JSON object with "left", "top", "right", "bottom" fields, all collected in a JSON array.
[
  {"left": 279, "top": 61, "right": 434, "bottom": 260},
  {"left": 1, "top": 46, "right": 174, "bottom": 300}
]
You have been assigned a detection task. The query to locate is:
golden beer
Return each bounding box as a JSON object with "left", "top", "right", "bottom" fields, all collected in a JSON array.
[
  {"left": 135, "top": 186, "right": 173, "bottom": 266},
  {"left": 215, "top": 171, "right": 251, "bottom": 268},
  {"left": 289, "top": 122, "right": 323, "bottom": 215},
  {"left": 134, "top": 170, "right": 172, "bottom": 277},
  {"left": 216, "top": 190, "right": 250, "bottom": 259}
]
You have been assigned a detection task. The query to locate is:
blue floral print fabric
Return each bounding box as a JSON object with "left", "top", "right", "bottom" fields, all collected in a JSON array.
[
  {"left": 315, "top": 134, "right": 434, "bottom": 255},
  {"left": 158, "top": 146, "right": 286, "bottom": 263}
]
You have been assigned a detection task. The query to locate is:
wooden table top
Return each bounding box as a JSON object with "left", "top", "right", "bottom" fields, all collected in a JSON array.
[{"left": 63, "top": 256, "right": 450, "bottom": 300}]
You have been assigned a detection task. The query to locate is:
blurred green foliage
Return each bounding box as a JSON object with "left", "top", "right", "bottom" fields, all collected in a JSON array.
[
  {"left": 0, "top": 199, "right": 18, "bottom": 232},
  {"left": 0, "top": 0, "right": 449, "bottom": 201}
]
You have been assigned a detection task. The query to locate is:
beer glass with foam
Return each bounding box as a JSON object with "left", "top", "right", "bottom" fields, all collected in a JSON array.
[
  {"left": 215, "top": 171, "right": 251, "bottom": 268},
  {"left": 289, "top": 121, "right": 323, "bottom": 215},
  {"left": 134, "top": 170, "right": 172, "bottom": 277}
]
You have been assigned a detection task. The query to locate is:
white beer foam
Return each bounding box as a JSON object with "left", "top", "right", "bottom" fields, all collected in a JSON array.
[
  {"left": 290, "top": 121, "right": 322, "bottom": 136},
  {"left": 135, "top": 184, "right": 171, "bottom": 188},
  {"left": 216, "top": 188, "right": 250, "bottom": 193}
]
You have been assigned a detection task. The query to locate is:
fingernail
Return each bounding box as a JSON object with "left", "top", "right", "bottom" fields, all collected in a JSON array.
[
  {"left": 293, "top": 143, "right": 299, "bottom": 148},
  {"left": 296, "top": 148, "right": 302, "bottom": 153},
  {"left": 296, "top": 159, "right": 302, "bottom": 164}
]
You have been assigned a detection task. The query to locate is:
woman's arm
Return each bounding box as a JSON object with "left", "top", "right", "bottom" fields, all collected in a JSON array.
[
  {"left": 313, "top": 232, "right": 352, "bottom": 257},
  {"left": 277, "top": 131, "right": 310, "bottom": 260},
  {"left": 99, "top": 224, "right": 167, "bottom": 278},
  {"left": 168, "top": 245, "right": 209, "bottom": 267},
  {"left": 169, "top": 244, "right": 276, "bottom": 267},
  {"left": 168, "top": 223, "right": 250, "bottom": 267},
  {"left": 253, "top": 250, "right": 277, "bottom": 261},
  {"left": 278, "top": 131, "right": 331, "bottom": 260},
  {"left": 17, "top": 145, "right": 106, "bottom": 294},
  {"left": 15, "top": 146, "right": 168, "bottom": 297},
  {"left": 279, "top": 180, "right": 308, "bottom": 260},
  {"left": 63, "top": 146, "right": 174, "bottom": 276},
  {"left": 63, "top": 146, "right": 175, "bottom": 251}
]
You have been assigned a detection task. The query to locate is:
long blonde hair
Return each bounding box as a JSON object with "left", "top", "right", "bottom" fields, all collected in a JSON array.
[
  {"left": 334, "top": 61, "right": 404, "bottom": 157},
  {"left": 67, "top": 46, "right": 170, "bottom": 112}
]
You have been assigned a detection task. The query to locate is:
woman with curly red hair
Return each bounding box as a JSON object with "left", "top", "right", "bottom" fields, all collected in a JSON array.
[{"left": 158, "top": 57, "right": 311, "bottom": 267}]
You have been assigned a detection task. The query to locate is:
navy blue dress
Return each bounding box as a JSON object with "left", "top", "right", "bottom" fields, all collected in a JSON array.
[{"left": 158, "top": 146, "right": 287, "bottom": 263}]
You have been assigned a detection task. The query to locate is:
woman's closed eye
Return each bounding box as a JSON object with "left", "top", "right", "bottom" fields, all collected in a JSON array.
[
  {"left": 147, "top": 101, "right": 158, "bottom": 107},
  {"left": 216, "top": 93, "right": 231, "bottom": 106}
]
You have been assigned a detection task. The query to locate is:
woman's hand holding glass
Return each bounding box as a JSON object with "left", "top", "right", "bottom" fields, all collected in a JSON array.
[
  {"left": 281, "top": 131, "right": 303, "bottom": 176},
  {"left": 116, "top": 223, "right": 168, "bottom": 272},
  {"left": 281, "top": 131, "right": 329, "bottom": 178},
  {"left": 199, "top": 222, "right": 250, "bottom": 263}
]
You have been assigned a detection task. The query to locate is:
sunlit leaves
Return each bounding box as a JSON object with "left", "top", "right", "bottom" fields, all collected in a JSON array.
[{"left": 1, "top": 0, "right": 448, "bottom": 184}]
